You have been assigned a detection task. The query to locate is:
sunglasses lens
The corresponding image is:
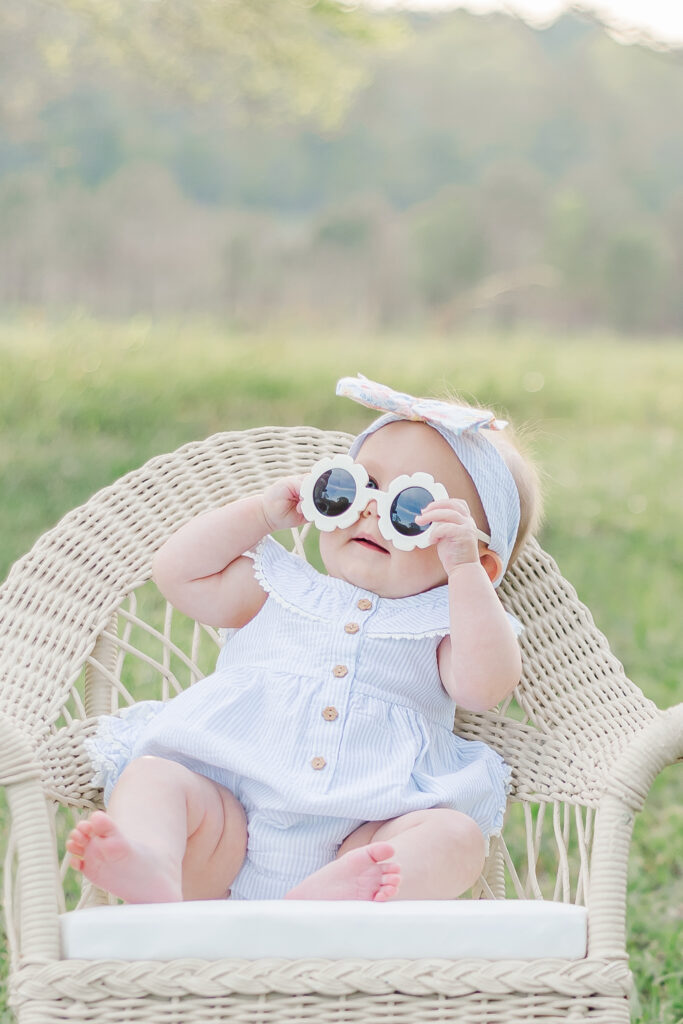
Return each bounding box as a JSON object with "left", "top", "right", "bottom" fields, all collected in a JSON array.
[
  {"left": 313, "top": 468, "right": 357, "bottom": 517},
  {"left": 390, "top": 486, "right": 433, "bottom": 537}
]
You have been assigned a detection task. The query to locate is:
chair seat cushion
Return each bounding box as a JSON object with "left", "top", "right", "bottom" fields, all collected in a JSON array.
[{"left": 60, "top": 899, "right": 587, "bottom": 961}]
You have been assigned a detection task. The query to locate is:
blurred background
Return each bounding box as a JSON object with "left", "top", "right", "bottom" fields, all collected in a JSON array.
[
  {"left": 2, "top": 0, "right": 683, "bottom": 333},
  {"left": 0, "top": 3, "right": 681, "bottom": 1021}
]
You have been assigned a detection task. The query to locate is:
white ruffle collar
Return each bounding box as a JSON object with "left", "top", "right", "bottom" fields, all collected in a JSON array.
[{"left": 250, "top": 536, "right": 450, "bottom": 640}]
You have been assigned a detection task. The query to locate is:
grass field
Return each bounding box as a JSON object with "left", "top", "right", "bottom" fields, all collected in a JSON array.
[{"left": 0, "top": 313, "right": 681, "bottom": 1022}]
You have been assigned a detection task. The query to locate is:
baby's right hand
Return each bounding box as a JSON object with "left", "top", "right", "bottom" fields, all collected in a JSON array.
[{"left": 260, "top": 476, "right": 306, "bottom": 532}]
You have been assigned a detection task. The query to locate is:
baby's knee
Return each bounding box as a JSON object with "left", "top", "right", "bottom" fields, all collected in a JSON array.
[{"left": 434, "top": 809, "right": 487, "bottom": 864}]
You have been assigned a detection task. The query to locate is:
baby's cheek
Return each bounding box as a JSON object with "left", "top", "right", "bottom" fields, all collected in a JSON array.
[
  {"left": 318, "top": 531, "right": 341, "bottom": 575},
  {"left": 408, "top": 546, "right": 448, "bottom": 589}
]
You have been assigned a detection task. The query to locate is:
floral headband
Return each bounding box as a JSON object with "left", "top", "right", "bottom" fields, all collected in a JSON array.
[
  {"left": 337, "top": 374, "right": 509, "bottom": 434},
  {"left": 338, "top": 374, "right": 520, "bottom": 584}
]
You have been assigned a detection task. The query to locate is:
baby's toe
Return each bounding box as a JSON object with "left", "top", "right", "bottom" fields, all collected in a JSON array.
[
  {"left": 66, "top": 833, "right": 86, "bottom": 856},
  {"left": 374, "top": 882, "right": 399, "bottom": 902},
  {"left": 89, "top": 811, "right": 117, "bottom": 838},
  {"left": 75, "top": 818, "right": 93, "bottom": 838},
  {"left": 367, "top": 841, "right": 395, "bottom": 863}
]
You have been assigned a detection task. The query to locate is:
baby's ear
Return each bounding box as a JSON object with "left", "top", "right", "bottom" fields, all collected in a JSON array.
[{"left": 480, "top": 550, "right": 503, "bottom": 586}]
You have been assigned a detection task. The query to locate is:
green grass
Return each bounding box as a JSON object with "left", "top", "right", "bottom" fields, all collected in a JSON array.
[{"left": 1, "top": 312, "right": 681, "bottom": 1022}]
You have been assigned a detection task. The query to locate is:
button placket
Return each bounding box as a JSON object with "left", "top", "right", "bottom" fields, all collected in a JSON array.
[{"left": 312, "top": 602, "right": 367, "bottom": 779}]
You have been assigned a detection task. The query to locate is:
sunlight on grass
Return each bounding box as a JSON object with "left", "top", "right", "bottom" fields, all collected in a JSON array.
[{"left": 0, "top": 313, "right": 681, "bottom": 1022}]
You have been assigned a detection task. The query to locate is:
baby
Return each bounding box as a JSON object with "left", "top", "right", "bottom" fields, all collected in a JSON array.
[{"left": 68, "top": 375, "right": 541, "bottom": 903}]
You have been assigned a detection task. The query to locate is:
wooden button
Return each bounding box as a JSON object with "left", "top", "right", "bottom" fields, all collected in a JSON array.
[
  {"left": 344, "top": 622, "right": 360, "bottom": 634},
  {"left": 311, "top": 756, "right": 327, "bottom": 770},
  {"left": 333, "top": 665, "right": 348, "bottom": 678},
  {"left": 322, "top": 706, "right": 339, "bottom": 721},
  {"left": 357, "top": 598, "right": 372, "bottom": 611}
]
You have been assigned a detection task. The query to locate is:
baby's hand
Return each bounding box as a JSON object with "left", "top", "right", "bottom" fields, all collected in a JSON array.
[
  {"left": 261, "top": 476, "right": 306, "bottom": 533},
  {"left": 416, "top": 499, "right": 483, "bottom": 577}
]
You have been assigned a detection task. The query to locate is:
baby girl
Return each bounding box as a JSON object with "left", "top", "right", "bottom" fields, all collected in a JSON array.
[{"left": 68, "top": 375, "right": 540, "bottom": 903}]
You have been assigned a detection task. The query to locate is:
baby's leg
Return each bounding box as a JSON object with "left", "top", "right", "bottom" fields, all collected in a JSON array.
[
  {"left": 337, "top": 808, "right": 486, "bottom": 900},
  {"left": 66, "top": 756, "right": 247, "bottom": 903}
]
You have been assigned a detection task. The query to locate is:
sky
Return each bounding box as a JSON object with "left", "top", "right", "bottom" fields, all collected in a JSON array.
[{"left": 371, "top": 1, "right": 683, "bottom": 47}]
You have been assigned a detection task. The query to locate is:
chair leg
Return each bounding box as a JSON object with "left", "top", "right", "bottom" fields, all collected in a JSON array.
[
  {"left": 475, "top": 834, "right": 506, "bottom": 899},
  {"left": 587, "top": 794, "right": 634, "bottom": 959},
  {"left": 1, "top": 718, "right": 61, "bottom": 963}
]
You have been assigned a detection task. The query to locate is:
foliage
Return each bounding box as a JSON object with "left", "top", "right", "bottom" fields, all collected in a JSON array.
[
  {"left": 0, "top": 0, "right": 400, "bottom": 133},
  {"left": 1, "top": 9, "right": 683, "bottom": 332}
]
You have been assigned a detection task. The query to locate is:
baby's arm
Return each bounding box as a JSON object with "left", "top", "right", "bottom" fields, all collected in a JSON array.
[
  {"left": 152, "top": 477, "right": 305, "bottom": 628},
  {"left": 418, "top": 499, "right": 521, "bottom": 712}
]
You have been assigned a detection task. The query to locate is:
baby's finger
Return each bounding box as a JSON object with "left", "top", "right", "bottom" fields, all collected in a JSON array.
[
  {"left": 428, "top": 521, "right": 481, "bottom": 559},
  {"left": 417, "top": 499, "right": 471, "bottom": 522},
  {"left": 284, "top": 474, "right": 306, "bottom": 498},
  {"left": 427, "top": 520, "right": 478, "bottom": 541},
  {"left": 420, "top": 497, "right": 471, "bottom": 514},
  {"left": 416, "top": 506, "right": 474, "bottom": 527}
]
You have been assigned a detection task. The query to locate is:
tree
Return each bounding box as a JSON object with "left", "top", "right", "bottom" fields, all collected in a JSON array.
[
  {"left": 0, "top": 0, "right": 402, "bottom": 138},
  {"left": 601, "top": 225, "right": 669, "bottom": 332},
  {"left": 409, "top": 187, "right": 488, "bottom": 308}
]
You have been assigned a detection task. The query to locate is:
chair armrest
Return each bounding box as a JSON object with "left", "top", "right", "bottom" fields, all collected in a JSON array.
[
  {"left": 0, "top": 714, "right": 62, "bottom": 962},
  {"left": 587, "top": 704, "right": 682, "bottom": 958},
  {"left": 603, "top": 703, "right": 683, "bottom": 812}
]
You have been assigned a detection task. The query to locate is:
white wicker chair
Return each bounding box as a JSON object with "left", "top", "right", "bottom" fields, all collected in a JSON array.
[{"left": 1, "top": 426, "right": 680, "bottom": 1024}]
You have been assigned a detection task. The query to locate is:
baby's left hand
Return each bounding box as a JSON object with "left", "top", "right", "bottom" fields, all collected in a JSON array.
[{"left": 416, "top": 499, "right": 482, "bottom": 577}]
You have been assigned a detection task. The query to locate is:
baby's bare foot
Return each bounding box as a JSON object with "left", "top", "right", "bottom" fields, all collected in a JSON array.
[
  {"left": 284, "top": 841, "right": 400, "bottom": 902},
  {"left": 66, "top": 811, "right": 182, "bottom": 903}
]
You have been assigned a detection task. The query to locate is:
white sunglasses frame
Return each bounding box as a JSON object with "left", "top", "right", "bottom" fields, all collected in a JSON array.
[{"left": 299, "top": 455, "right": 491, "bottom": 552}]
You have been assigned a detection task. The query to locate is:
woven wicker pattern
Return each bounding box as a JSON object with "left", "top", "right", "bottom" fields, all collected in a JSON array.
[
  {"left": 1, "top": 426, "right": 681, "bottom": 1024},
  {"left": 12, "top": 957, "right": 633, "bottom": 999}
]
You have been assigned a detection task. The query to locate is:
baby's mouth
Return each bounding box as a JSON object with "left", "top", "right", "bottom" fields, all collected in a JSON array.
[{"left": 352, "top": 535, "right": 389, "bottom": 555}]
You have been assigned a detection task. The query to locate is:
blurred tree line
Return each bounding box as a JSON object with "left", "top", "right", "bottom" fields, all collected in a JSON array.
[{"left": 1, "top": 3, "right": 683, "bottom": 333}]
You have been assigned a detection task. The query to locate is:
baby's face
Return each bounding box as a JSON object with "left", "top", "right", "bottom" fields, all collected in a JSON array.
[{"left": 318, "top": 421, "right": 489, "bottom": 599}]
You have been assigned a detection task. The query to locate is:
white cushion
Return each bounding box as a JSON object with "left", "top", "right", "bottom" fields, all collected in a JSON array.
[{"left": 60, "top": 900, "right": 587, "bottom": 961}]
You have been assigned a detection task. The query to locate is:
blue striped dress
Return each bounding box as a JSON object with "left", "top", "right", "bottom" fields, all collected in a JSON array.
[{"left": 88, "top": 536, "right": 513, "bottom": 899}]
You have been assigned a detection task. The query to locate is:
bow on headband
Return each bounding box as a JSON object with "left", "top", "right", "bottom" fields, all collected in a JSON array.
[
  {"left": 336, "top": 374, "right": 508, "bottom": 436},
  {"left": 338, "top": 373, "right": 520, "bottom": 585}
]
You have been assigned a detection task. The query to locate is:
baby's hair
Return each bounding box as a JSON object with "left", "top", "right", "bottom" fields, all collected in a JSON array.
[{"left": 435, "top": 386, "right": 544, "bottom": 568}]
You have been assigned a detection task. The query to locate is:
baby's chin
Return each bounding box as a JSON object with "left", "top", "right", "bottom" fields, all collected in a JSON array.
[
  {"left": 320, "top": 557, "right": 446, "bottom": 600},
  {"left": 318, "top": 532, "right": 448, "bottom": 598},
  {"left": 320, "top": 559, "right": 392, "bottom": 598}
]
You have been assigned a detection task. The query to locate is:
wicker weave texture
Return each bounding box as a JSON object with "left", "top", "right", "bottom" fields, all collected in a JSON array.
[{"left": 1, "top": 426, "right": 680, "bottom": 1024}]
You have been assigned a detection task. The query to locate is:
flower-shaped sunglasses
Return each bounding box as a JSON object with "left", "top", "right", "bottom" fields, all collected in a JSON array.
[{"left": 300, "top": 455, "right": 491, "bottom": 552}]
